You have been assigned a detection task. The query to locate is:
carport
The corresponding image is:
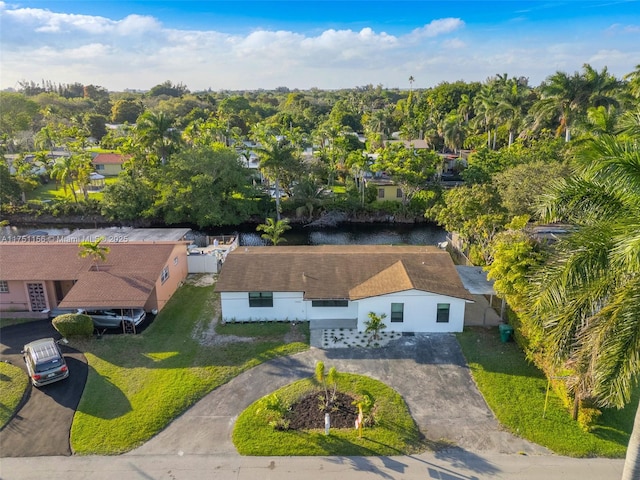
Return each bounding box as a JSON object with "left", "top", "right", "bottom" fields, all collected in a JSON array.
[{"left": 456, "top": 266, "right": 503, "bottom": 326}]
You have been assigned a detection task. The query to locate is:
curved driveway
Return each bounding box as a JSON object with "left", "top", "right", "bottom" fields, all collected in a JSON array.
[
  {"left": 132, "top": 334, "right": 549, "bottom": 456},
  {"left": 0, "top": 320, "right": 88, "bottom": 457}
]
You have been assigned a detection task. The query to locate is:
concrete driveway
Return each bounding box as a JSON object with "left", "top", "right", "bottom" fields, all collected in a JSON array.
[
  {"left": 0, "top": 320, "right": 88, "bottom": 457},
  {"left": 132, "top": 334, "right": 548, "bottom": 456}
]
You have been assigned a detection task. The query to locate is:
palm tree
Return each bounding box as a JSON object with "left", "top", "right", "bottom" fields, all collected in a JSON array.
[
  {"left": 528, "top": 135, "right": 640, "bottom": 479},
  {"left": 441, "top": 112, "right": 465, "bottom": 154},
  {"left": 364, "top": 312, "right": 387, "bottom": 342},
  {"left": 624, "top": 64, "right": 640, "bottom": 99},
  {"left": 78, "top": 236, "right": 110, "bottom": 271},
  {"left": 251, "top": 126, "right": 299, "bottom": 221},
  {"left": 496, "top": 78, "right": 531, "bottom": 147},
  {"left": 51, "top": 155, "right": 78, "bottom": 202},
  {"left": 473, "top": 82, "right": 499, "bottom": 148},
  {"left": 256, "top": 217, "right": 291, "bottom": 245},
  {"left": 136, "top": 111, "right": 182, "bottom": 165}
]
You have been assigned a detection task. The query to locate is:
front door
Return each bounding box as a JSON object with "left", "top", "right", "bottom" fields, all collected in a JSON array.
[{"left": 26, "top": 282, "right": 47, "bottom": 311}]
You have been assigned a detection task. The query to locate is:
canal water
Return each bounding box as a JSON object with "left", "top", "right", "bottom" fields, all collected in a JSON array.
[
  {"left": 0, "top": 223, "right": 447, "bottom": 247},
  {"left": 220, "top": 223, "right": 447, "bottom": 246}
]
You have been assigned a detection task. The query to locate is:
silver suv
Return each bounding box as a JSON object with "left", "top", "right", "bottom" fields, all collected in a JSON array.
[{"left": 22, "top": 338, "right": 69, "bottom": 387}]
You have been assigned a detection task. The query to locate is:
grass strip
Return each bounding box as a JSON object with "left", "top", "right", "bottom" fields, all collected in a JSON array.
[
  {"left": 0, "top": 361, "right": 29, "bottom": 429},
  {"left": 457, "top": 327, "right": 635, "bottom": 457}
]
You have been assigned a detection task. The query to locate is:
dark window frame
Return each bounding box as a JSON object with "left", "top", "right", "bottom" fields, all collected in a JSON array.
[
  {"left": 0, "top": 280, "right": 8, "bottom": 293},
  {"left": 249, "top": 291, "right": 273, "bottom": 307},
  {"left": 390, "top": 302, "right": 404, "bottom": 322},
  {"left": 312, "top": 300, "right": 348, "bottom": 307},
  {"left": 396, "top": 188, "right": 403, "bottom": 198},
  {"left": 378, "top": 188, "right": 385, "bottom": 198},
  {"left": 436, "top": 303, "right": 450, "bottom": 323}
]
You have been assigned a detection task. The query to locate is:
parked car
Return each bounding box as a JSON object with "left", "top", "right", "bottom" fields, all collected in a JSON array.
[
  {"left": 22, "top": 338, "right": 69, "bottom": 387},
  {"left": 82, "top": 308, "right": 146, "bottom": 329}
]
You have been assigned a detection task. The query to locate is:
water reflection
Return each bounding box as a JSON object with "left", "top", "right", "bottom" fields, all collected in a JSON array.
[
  {"left": 0, "top": 223, "right": 447, "bottom": 247},
  {"left": 238, "top": 224, "right": 446, "bottom": 246}
]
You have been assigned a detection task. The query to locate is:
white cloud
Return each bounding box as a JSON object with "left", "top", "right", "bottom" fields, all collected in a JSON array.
[
  {"left": 411, "top": 18, "right": 465, "bottom": 38},
  {"left": 0, "top": 3, "right": 636, "bottom": 91}
]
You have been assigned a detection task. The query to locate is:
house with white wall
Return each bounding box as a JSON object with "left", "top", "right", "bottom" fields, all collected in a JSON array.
[{"left": 214, "top": 245, "right": 474, "bottom": 333}]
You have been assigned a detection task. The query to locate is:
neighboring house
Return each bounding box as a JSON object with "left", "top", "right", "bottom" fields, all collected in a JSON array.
[
  {"left": 215, "top": 245, "right": 474, "bottom": 333},
  {"left": 367, "top": 177, "right": 403, "bottom": 202},
  {"left": 91, "top": 153, "right": 130, "bottom": 176},
  {"left": 0, "top": 241, "right": 188, "bottom": 315}
]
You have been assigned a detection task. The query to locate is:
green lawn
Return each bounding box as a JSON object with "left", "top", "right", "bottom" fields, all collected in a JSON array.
[
  {"left": 70, "top": 283, "right": 309, "bottom": 454},
  {"left": 0, "top": 361, "right": 29, "bottom": 429},
  {"left": 233, "top": 373, "right": 425, "bottom": 456},
  {"left": 457, "top": 327, "right": 636, "bottom": 457},
  {"left": 27, "top": 178, "right": 118, "bottom": 203}
]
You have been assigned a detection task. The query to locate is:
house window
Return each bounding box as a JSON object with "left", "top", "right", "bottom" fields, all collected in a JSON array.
[
  {"left": 161, "top": 266, "right": 170, "bottom": 284},
  {"left": 396, "top": 188, "right": 403, "bottom": 198},
  {"left": 378, "top": 188, "right": 385, "bottom": 198},
  {"left": 249, "top": 292, "right": 273, "bottom": 307},
  {"left": 312, "top": 300, "right": 348, "bottom": 307},
  {"left": 0, "top": 281, "right": 8, "bottom": 293},
  {"left": 173, "top": 256, "right": 179, "bottom": 265},
  {"left": 390, "top": 303, "right": 404, "bottom": 322},
  {"left": 95, "top": 164, "right": 105, "bottom": 171},
  {"left": 437, "top": 303, "right": 450, "bottom": 323}
]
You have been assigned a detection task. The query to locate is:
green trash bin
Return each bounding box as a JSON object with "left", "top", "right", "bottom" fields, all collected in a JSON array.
[{"left": 499, "top": 324, "right": 514, "bottom": 343}]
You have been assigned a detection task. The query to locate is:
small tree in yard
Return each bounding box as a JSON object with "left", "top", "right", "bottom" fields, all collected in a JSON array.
[
  {"left": 315, "top": 361, "right": 339, "bottom": 412},
  {"left": 256, "top": 393, "right": 290, "bottom": 430},
  {"left": 365, "top": 312, "right": 387, "bottom": 343}
]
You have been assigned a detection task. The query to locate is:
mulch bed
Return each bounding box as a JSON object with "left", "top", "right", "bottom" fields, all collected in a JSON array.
[{"left": 287, "top": 391, "right": 358, "bottom": 430}]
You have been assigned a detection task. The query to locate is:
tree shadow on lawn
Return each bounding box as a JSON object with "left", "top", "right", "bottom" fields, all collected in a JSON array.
[{"left": 76, "top": 365, "right": 132, "bottom": 419}]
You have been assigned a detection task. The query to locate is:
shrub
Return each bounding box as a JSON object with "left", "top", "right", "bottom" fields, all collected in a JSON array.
[{"left": 52, "top": 313, "right": 94, "bottom": 337}]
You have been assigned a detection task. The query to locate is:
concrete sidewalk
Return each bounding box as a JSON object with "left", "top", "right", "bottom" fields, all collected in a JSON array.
[{"left": 0, "top": 451, "right": 624, "bottom": 480}]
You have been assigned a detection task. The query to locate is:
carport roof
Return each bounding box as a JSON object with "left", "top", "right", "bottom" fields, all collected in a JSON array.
[{"left": 455, "top": 266, "right": 496, "bottom": 295}]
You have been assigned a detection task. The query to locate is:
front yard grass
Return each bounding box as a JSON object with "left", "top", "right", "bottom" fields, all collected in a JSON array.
[
  {"left": 233, "top": 373, "right": 425, "bottom": 456},
  {"left": 70, "top": 283, "right": 309, "bottom": 454},
  {"left": 0, "top": 361, "right": 29, "bottom": 429},
  {"left": 457, "top": 327, "right": 635, "bottom": 458}
]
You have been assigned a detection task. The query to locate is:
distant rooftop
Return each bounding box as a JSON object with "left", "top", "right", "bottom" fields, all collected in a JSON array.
[{"left": 58, "top": 227, "right": 191, "bottom": 243}]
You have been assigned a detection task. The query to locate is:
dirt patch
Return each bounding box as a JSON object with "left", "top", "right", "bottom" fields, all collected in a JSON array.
[
  {"left": 184, "top": 273, "right": 217, "bottom": 287},
  {"left": 287, "top": 391, "right": 358, "bottom": 430}
]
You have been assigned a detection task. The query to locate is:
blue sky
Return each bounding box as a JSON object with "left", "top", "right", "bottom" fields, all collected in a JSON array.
[{"left": 1, "top": 1, "right": 638, "bottom": 91}]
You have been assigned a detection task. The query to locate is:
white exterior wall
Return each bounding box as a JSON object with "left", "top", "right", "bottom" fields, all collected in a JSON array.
[
  {"left": 220, "top": 291, "right": 306, "bottom": 322},
  {"left": 220, "top": 289, "right": 467, "bottom": 332},
  {"left": 355, "top": 290, "right": 466, "bottom": 333}
]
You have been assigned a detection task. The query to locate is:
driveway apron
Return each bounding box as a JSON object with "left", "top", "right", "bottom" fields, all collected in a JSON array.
[
  {"left": 132, "top": 334, "right": 548, "bottom": 456},
  {"left": 0, "top": 320, "right": 88, "bottom": 457}
]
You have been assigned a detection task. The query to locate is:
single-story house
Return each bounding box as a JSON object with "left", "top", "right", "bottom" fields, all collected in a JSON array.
[
  {"left": 91, "top": 153, "right": 130, "bottom": 176},
  {"left": 0, "top": 241, "right": 188, "bottom": 315},
  {"left": 214, "top": 245, "right": 474, "bottom": 333},
  {"left": 366, "top": 177, "right": 403, "bottom": 202}
]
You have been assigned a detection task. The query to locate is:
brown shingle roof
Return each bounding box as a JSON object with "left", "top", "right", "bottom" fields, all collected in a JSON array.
[
  {"left": 215, "top": 245, "right": 473, "bottom": 301},
  {"left": 0, "top": 242, "right": 181, "bottom": 308}
]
